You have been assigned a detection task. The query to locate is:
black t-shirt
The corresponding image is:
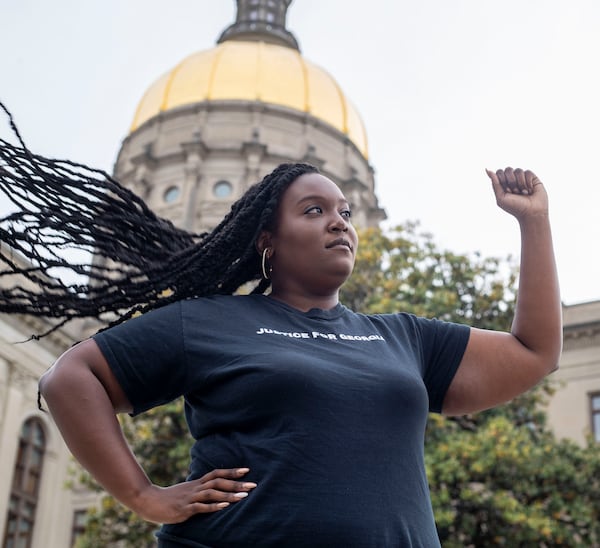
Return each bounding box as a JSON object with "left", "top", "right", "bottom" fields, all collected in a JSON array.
[{"left": 94, "top": 294, "right": 470, "bottom": 547}]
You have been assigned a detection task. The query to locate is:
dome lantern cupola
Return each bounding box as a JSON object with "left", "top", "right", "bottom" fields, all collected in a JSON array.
[{"left": 217, "top": 0, "right": 299, "bottom": 50}]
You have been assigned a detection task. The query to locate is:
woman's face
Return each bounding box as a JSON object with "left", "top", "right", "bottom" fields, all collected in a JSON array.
[{"left": 266, "top": 172, "right": 358, "bottom": 295}]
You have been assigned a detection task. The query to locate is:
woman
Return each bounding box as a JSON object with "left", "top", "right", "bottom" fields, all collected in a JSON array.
[
  {"left": 1, "top": 108, "right": 560, "bottom": 546},
  {"left": 37, "top": 165, "right": 561, "bottom": 547}
]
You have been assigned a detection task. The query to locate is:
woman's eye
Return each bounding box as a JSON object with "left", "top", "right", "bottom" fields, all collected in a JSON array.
[{"left": 304, "top": 206, "right": 351, "bottom": 218}]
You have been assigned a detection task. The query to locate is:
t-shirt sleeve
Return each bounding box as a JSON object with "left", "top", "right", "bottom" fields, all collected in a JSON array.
[
  {"left": 413, "top": 316, "right": 471, "bottom": 413},
  {"left": 92, "top": 301, "right": 187, "bottom": 415}
]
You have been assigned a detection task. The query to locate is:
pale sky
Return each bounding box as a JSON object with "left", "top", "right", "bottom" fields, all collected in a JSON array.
[{"left": 1, "top": 0, "right": 598, "bottom": 305}]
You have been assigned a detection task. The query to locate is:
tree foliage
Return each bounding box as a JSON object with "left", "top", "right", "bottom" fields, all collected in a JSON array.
[
  {"left": 342, "top": 222, "right": 517, "bottom": 329},
  {"left": 75, "top": 223, "right": 600, "bottom": 547},
  {"left": 428, "top": 414, "right": 600, "bottom": 547}
]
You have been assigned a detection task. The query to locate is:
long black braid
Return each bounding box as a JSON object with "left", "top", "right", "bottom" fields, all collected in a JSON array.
[{"left": 0, "top": 101, "right": 318, "bottom": 337}]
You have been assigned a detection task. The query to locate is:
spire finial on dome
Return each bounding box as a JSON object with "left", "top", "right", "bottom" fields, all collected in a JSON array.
[{"left": 217, "top": 0, "right": 299, "bottom": 50}]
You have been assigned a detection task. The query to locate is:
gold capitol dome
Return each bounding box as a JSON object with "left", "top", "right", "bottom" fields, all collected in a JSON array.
[{"left": 130, "top": 0, "right": 369, "bottom": 158}]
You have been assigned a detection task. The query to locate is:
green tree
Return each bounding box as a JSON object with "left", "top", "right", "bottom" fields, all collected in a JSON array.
[
  {"left": 342, "top": 222, "right": 517, "bottom": 329},
  {"left": 76, "top": 223, "right": 600, "bottom": 547}
]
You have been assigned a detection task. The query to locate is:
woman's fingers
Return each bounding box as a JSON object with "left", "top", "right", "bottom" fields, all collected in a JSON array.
[
  {"left": 492, "top": 167, "right": 541, "bottom": 195},
  {"left": 485, "top": 166, "right": 548, "bottom": 220},
  {"left": 198, "top": 467, "right": 250, "bottom": 483},
  {"left": 189, "top": 501, "right": 233, "bottom": 514},
  {"left": 196, "top": 468, "right": 257, "bottom": 497},
  {"left": 524, "top": 169, "right": 541, "bottom": 194},
  {"left": 187, "top": 468, "right": 258, "bottom": 509},
  {"left": 192, "top": 481, "right": 257, "bottom": 502}
]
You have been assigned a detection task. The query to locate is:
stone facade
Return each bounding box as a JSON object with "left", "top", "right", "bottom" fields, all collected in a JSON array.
[
  {"left": 546, "top": 300, "right": 600, "bottom": 445},
  {"left": 115, "top": 100, "right": 384, "bottom": 234},
  {"left": 0, "top": 307, "right": 100, "bottom": 547}
]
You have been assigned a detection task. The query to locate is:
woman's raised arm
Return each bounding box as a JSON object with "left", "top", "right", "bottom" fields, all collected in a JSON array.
[{"left": 443, "top": 167, "right": 562, "bottom": 416}]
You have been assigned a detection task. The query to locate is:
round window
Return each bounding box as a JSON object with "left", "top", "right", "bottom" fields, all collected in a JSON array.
[
  {"left": 163, "top": 186, "right": 181, "bottom": 203},
  {"left": 213, "top": 180, "right": 233, "bottom": 198}
]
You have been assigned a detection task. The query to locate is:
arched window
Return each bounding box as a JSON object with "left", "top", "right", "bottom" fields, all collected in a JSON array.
[
  {"left": 212, "top": 180, "right": 233, "bottom": 198},
  {"left": 591, "top": 392, "right": 600, "bottom": 442},
  {"left": 3, "top": 418, "right": 46, "bottom": 548},
  {"left": 163, "top": 185, "right": 181, "bottom": 203}
]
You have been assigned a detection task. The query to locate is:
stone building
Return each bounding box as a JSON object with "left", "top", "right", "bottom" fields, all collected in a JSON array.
[
  {"left": 0, "top": 254, "right": 99, "bottom": 548},
  {"left": 114, "top": 0, "right": 385, "bottom": 232},
  {"left": 0, "top": 1, "right": 384, "bottom": 546},
  {"left": 546, "top": 300, "right": 600, "bottom": 445}
]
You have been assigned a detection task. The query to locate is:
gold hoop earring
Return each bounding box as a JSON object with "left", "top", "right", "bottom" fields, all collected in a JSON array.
[{"left": 261, "top": 248, "right": 272, "bottom": 280}]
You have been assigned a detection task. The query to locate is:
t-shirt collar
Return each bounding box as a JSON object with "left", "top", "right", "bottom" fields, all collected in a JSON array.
[{"left": 251, "top": 294, "right": 346, "bottom": 320}]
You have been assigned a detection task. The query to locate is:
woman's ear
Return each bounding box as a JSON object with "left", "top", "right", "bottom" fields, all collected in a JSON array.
[{"left": 256, "top": 230, "right": 273, "bottom": 255}]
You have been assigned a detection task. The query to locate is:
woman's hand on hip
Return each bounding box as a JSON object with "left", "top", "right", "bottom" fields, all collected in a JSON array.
[{"left": 134, "top": 468, "right": 257, "bottom": 524}]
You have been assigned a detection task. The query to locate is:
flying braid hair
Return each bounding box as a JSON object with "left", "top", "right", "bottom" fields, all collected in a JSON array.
[{"left": 0, "top": 101, "right": 318, "bottom": 338}]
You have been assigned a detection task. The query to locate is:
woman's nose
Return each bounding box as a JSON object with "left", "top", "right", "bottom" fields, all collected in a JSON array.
[{"left": 329, "top": 215, "right": 348, "bottom": 232}]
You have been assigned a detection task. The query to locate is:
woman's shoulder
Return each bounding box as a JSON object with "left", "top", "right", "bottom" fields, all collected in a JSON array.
[
  {"left": 183, "top": 293, "right": 256, "bottom": 305},
  {"left": 354, "top": 309, "right": 467, "bottom": 338},
  {"left": 352, "top": 309, "right": 418, "bottom": 326},
  {"left": 180, "top": 293, "right": 263, "bottom": 313}
]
